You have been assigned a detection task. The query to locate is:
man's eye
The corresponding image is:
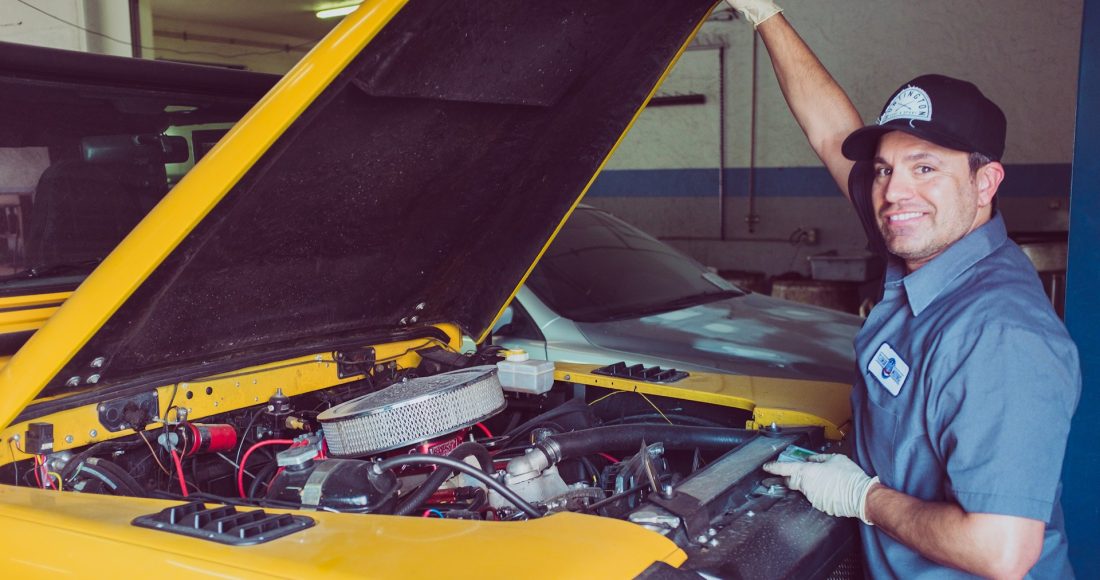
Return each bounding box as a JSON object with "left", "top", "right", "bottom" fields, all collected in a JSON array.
[
  {"left": 874, "top": 166, "right": 891, "bottom": 177},
  {"left": 916, "top": 165, "right": 934, "bottom": 174}
]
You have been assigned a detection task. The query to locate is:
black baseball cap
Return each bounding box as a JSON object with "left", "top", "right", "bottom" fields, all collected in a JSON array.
[{"left": 841, "top": 74, "right": 1006, "bottom": 161}]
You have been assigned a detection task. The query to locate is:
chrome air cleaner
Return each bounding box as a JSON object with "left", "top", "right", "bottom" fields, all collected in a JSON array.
[{"left": 318, "top": 366, "right": 505, "bottom": 457}]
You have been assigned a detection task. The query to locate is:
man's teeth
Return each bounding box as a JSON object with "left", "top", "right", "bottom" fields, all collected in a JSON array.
[{"left": 889, "top": 212, "right": 923, "bottom": 222}]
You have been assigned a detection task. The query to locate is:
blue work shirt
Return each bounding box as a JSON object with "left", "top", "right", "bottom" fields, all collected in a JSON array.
[{"left": 850, "top": 210, "right": 1081, "bottom": 578}]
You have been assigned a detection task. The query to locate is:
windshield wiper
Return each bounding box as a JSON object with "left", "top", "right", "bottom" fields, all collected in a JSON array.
[
  {"left": 0, "top": 259, "right": 102, "bottom": 282},
  {"left": 592, "top": 289, "right": 744, "bottom": 322}
]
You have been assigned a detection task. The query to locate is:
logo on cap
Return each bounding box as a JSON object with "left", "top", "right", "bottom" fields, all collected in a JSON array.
[{"left": 878, "top": 86, "right": 932, "bottom": 126}]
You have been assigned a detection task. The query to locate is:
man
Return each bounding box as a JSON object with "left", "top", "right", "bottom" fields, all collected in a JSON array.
[{"left": 721, "top": 1, "right": 1082, "bottom": 577}]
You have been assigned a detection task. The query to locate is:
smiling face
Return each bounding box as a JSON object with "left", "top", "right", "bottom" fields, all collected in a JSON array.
[{"left": 871, "top": 131, "right": 1003, "bottom": 272}]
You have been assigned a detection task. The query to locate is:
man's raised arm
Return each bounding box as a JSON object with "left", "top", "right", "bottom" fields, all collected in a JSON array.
[{"left": 726, "top": 1, "right": 863, "bottom": 199}]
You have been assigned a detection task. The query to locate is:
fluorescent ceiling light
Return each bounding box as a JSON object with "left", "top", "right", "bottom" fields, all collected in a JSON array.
[{"left": 316, "top": 4, "right": 360, "bottom": 19}]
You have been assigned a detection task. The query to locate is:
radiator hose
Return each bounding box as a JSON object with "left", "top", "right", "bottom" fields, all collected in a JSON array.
[{"left": 506, "top": 424, "right": 753, "bottom": 477}]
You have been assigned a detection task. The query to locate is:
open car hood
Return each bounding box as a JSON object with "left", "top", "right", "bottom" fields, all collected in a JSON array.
[{"left": 0, "top": 0, "right": 718, "bottom": 423}]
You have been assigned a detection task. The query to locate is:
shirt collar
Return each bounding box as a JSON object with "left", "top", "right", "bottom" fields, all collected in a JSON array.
[{"left": 889, "top": 212, "right": 1008, "bottom": 317}]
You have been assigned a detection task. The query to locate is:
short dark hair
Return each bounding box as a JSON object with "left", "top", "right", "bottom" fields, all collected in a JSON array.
[{"left": 968, "top": 151, "right": 993, "bottom": 174}]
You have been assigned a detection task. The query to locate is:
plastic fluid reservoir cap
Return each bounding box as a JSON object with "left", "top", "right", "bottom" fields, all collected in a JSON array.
[{"left": 504, "top": 349, "right": 530, "bottom": 362}]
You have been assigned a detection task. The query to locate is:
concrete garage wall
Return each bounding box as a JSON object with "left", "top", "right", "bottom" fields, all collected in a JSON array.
[
  {"left": 591, "top": 0, "right": 1082, "bottom": 278},
  {"left": 0, "top": 0, "right": 133, "bottom": 55}
]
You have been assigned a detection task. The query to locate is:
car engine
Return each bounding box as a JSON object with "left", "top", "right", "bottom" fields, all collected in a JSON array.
[{"left": 7, "top": 349, "right": 858, "bottom": 577}]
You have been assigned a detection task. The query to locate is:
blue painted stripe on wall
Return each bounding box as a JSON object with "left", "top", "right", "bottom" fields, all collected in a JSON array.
[{"left": 588, "top": 164, "right": 1071, "bottom": 198}]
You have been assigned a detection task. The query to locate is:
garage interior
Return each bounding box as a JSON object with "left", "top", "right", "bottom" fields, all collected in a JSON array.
[{"left": 0, "top": 0, "right": 1096, "bottom": 575}]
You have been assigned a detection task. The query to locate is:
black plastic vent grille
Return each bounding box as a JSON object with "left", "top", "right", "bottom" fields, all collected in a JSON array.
[
  {"left": 591, "top": 362, "right": 689, "bottom": 384},
  {"left": 132, "top": 501, "right": 314, "bottom": 545}
]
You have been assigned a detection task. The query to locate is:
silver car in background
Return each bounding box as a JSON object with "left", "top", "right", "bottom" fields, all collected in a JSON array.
[{"left": 489, "top": 206, "right": 861, "bottom": 384}]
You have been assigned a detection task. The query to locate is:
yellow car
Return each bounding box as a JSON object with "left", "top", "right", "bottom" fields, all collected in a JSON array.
[{"left": 0, "top": 1, "right": 857, "bottom": 577}]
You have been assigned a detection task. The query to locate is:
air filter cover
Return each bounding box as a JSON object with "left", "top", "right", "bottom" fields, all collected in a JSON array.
[{"left": 318, "top": 366, "right": 505, "bottom": 457}]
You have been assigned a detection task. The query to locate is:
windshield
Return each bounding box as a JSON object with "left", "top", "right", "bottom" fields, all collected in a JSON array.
[
  {"left": 526, "top": 208, "right": 744, "bottom": 322},
  {"left": 0, "top": 79, "right": 249, "bottom": 293}
]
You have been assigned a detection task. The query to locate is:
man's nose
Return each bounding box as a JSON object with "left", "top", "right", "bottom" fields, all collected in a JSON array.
[{"left": 882, "top": 173, "right": 913, "bottom": 204}]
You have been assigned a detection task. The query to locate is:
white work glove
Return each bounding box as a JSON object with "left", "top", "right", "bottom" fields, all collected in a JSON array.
[
  {"left": 763, "top": 454, "right": 879, "bottom": 525},
  {"left": 724, "top": 0, "right": 784, "bottom": 29}
]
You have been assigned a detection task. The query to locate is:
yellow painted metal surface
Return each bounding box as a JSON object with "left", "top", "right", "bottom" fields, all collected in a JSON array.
[
  {"left": 0, "top": 291, "right": 70, "bottom": 336},
  {"left": 0, "top": 485, "right": 685, "bottom": 578},
  {"left": 476, "top": 13, "right": 715, "bottom": 345},
  {"left": 554, "top": 362, "right": 852, "bottom": 440},
  {"left": 1, "top": 326, "right": 460, "bottom": 465},
  {"left": 0, "top": 1, "right": 409, "bottom": 430}
]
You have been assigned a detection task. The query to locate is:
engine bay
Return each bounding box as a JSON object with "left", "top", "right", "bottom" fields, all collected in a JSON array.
[{"left": 2, "top": 343, "right": 856, "bottom": 577}]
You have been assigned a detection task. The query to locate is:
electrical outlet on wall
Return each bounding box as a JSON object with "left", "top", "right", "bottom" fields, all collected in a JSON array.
[
  {"left": 791, "top": 227, "right": 819, "bottom": 245},
  {"left": 805, "top": 227, "right": 819, "bottom": 245}
]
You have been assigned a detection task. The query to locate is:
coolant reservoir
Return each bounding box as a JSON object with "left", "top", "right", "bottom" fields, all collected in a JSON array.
[{"left": 496, "top": 349, "right": 554, "bottom": 395}]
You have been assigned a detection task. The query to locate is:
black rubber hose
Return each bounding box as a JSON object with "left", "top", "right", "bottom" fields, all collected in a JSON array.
[
  {"left": 75, "top": 457, "right": 146, "bottom": 496},
  {"left": 393, "top": 442, "right": 492, "bottom": 516},
  {"left": 89, "top": 457, "right": 146, "bottom": 495},
  {"left": 248, "top": 462, "right": 278, "bottom": 499},
  {"left": 497, "top": 398, "right": 591, "bottom": 447},
  {"left": 539, "top": 425, "right": 753, "bottom": 462},
  {"left": 60, "top": 440, "right": 142, "bottom": 481},
  {"left": 374, "top": 455, "right": 542, "bottom": 518}
]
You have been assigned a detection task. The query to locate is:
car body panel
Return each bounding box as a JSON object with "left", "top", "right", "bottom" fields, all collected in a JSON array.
[
  {"left": 0, "top": 292, "right": 68, "bottom": 337},
  {"left": 553, "top": 362, "right": 851, "bottom": 440},
  {"left": 509, "top": 284, "right": 859, "bottom": 384},
  {"left": 573, "top": 292, "right": 858, "bottom": 383},
  {"left": 0, "top": 485, "right": 685, "bottom": 578}
]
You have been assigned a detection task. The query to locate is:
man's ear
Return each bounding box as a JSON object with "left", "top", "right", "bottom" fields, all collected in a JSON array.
[{"left": 975, "top": 161, "right": 1005, "bottom": 208}]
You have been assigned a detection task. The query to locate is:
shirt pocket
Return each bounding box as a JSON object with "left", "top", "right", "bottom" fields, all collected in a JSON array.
[{"left": 863, "top": 390, "right": 901, "bottom": 485}]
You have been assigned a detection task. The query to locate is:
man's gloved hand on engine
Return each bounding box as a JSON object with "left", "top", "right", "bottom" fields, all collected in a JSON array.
[
  {"left": 724, "top": 0, "right": 783, "bottom": 29},
  {"left": 763, "top": 453, "right": 880, "bottom": 525}
]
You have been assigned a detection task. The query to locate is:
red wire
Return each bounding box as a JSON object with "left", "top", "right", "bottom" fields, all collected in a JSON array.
[
  {"left": 169, "top": 448, "right": 188, "bottom": 498},
  {"left": 40, "top": 456, "right": 55, "bottom": 489},
  {"left": 44, "top": 465, "right": 55, "bottom": 490},
  {"left": 32, "top": 455, "right": 41, "bottom": 487},
  {"left": 597, "top": 452, "right": 620, "bottom": 464},
  {"left": 237, "top": 439, "right": 294, "bottom": 498},
  {"left": 474, "top": 422, "right": 493, "bottom": 439}
]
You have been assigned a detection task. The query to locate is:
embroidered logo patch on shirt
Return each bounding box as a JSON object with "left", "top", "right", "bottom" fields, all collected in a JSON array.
[{"left": 868, "top": 342, "right": 909, "bottom": 396}]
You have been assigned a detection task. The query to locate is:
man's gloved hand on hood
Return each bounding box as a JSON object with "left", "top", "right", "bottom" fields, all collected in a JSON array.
[{"left": 764, "top": 453, "right": 880, "bottom": 525}]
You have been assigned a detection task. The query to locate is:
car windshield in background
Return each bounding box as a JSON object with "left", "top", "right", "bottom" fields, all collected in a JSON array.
[
  {"left": 0, "top": 79, "right": 251, "bottom": 293},
  {"left": 526, "top": 207, "right": 744, "bottom": 322}
]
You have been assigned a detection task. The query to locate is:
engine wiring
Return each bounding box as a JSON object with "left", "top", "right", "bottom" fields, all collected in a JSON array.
[
  {"left": 372, "top": 455, "right": 543, "bottom": 518},
  {"left": 7, "top": 439, "right": 18, "bottom": 485},
  {"left": 137, "top": 431, "right": 172, "bottom": 476},
  {"left": 233, "top": 409, "right": 266, "bottom": 469},
  {"left": 169, "top": 448, "right": 188, "bottom": 497},
  {"left": 597, "top": 453, "right": 620, "bottom": 464},
  {"left": 588, "top": 387, "right": 673, "bottom": 425},
  {"left": 237, "top": 439, "right": 294, "bottom": 498}
]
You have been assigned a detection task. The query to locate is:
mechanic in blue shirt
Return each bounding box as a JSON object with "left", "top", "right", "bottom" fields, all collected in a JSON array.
[{"left": 722, "top": 1, "right": 1082, "bottom": 577}]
